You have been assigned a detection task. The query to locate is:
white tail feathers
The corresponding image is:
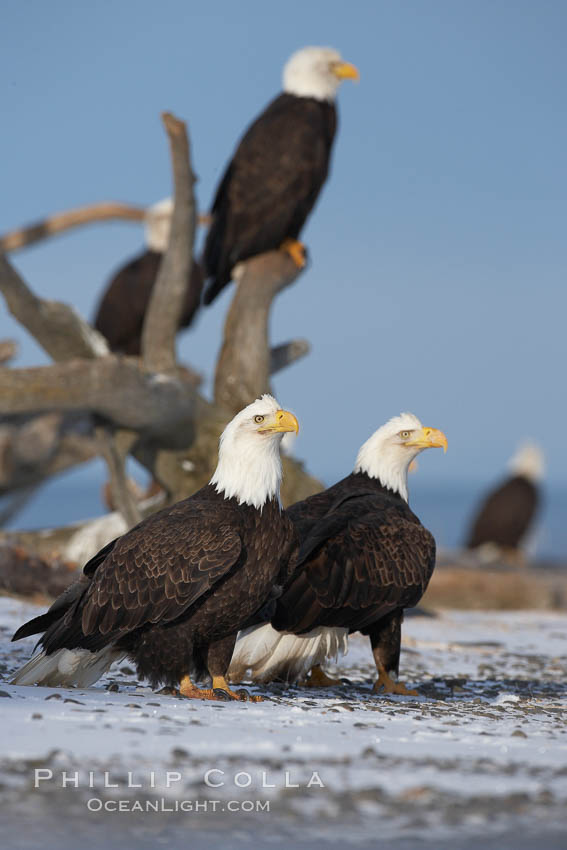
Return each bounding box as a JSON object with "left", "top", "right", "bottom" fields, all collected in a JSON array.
[
  {"left": 228, "top": 623, "right": 348, "bottom": 684},
  {"left": 11, "top": 647, "right": 124, "bottom": 688}
]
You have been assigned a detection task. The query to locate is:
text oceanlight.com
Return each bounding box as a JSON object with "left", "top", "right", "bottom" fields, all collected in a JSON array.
[{"left": 86, "top": 799, "right": 270, "bottom": 813}]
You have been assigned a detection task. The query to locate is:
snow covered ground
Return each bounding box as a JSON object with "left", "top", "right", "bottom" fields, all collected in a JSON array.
[{"left": 0, "top": 596, "right": 566, "bottom": 849}]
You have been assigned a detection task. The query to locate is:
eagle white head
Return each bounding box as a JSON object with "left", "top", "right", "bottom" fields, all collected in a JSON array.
[
  {"left": 508, "top": 442, "right": 545, "bottom": 484},
  {"left": 354, "top": 413, "right": 448, "bottom": 503},
  {"left": 283, "top": 47, "right": 359, "bottom": 102},
  {"left": 144, "top": 198, "right": 173, "bottom": 253},
  {"left": 210, "top": 395, "right": 299, "bottom": 510}
]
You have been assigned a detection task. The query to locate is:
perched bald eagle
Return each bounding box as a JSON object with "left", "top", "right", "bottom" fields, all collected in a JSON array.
[
  {"left": 230, "top": 413, "right": 447, "bottom": 695},
  {"left": 11, "top": 396, "right": 299, "bottom": 702},
  {"left": 94, "top": 199, "right": 204, "bottom": 355},
  {"left": 465, "top": 443, "right": 544, "bottom": 560},
  {"left": 203, "top": 46, "right": 359, "bottom": 305}
]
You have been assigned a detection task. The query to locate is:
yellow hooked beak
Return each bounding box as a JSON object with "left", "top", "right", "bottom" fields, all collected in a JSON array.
[
  {"left": 331, "top": 61, "right": 360, "bottom": 82},
  {"left": 406, "top": 427, "right": 448, "bottom": 453},
  {"left": 258, "top": 409, "right": 299, "bottom": 435}
]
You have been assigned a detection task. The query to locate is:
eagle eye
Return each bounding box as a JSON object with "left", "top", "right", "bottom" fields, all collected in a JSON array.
[
  {"left": 254, "top": 415, "right": 265, "bottom": 424},
  {"left": 399, "top": 430, "right": 411, "bottom": 439}
]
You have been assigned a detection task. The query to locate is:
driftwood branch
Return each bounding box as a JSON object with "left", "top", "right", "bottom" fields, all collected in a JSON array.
[
  {"left": 0, "top": 253, "right": 109, "bottom": 362},
  {"left": 270, "top": 339, "right": 310, "bottom": 375},
  {"left": 0, "top": 202, "right": 211, "bottom": 256},
  {"left": 142, "top": 112, "right": 196, "bottom": 374},
  {"left": 95, "top": 428, "right": 141, "bottom": 527},
  {"left": 214, "top": 251, "right": 303, "bottom": 414},
  {"left": 0, "top": 112, "right": 201, "bottom": 522},
  {"left": 0, "top": 202, "right": 146, "bottom": 253},
  {"left": 0, "top": 358, "right": 197, "bottom": 440}
]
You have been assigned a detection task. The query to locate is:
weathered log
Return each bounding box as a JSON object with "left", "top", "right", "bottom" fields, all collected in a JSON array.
[
  {"left": 422, "top": 558, "right": 567, "bottom": 610},
  {"left": 0, "top": 357, "right": 198, "bottom": 442},
  {"left": 214, "top": 251, "right": 303, "bottom": 414}
]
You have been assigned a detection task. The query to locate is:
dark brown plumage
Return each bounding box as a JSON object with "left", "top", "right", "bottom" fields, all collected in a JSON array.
[
  {"left": 12, "top": 487, "right": 295, "bottom": 693},
  {"left": 94, "top": 250, "right": 203, "bottom": 355},
  {"left": 466, "top": 475, "right": 540, "bottom": 551},
  {"left": 276, "top": 472, "right": 436, "bottom": 681},
  {"left": 203, "top": 92, "right": 336, "bottom": 305}
]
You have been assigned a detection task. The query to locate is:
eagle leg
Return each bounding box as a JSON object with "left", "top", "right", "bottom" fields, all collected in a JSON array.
[
  {"left": 373, "top": 664, "right": 418, "bottom": 697},
  {"left": 280, "top": 239, "right": 307, "bottom": 269},
  {"left": 206, "top": 636, "right": 263, "bottom": 701},
  {"left": 301, "top": 665, "right": 342, "bottom": 688},
  {"left": 368, "top": 611, "right": 417, "bottom": 696}
]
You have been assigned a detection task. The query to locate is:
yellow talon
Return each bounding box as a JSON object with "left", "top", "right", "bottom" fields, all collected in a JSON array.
[
  {"left": 373, "top": 665, "right": 418, "bottom": 696},
  {"left": 280, "top": 238, "right": 307, "bottom": 269},
  {"left": 212, "top": 675, "right": 263, "bottom": 702},
  {"left": 179, "top": 674, "right": 262, "bottom": 702}
]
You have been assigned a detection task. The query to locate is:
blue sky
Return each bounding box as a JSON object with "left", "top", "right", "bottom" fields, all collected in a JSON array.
[{"left": 2, "top": 0, "right": 566, "bottom": 489}]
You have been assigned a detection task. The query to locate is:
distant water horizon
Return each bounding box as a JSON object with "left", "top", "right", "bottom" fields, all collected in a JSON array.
[{"left": 3, "top": 463, "right": 566, "bottom": 563}]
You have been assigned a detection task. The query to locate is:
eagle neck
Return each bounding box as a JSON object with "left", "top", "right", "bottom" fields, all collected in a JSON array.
[
  {"left": 352, "top": 461, "right": 409, "bottom": 504},
  {"left": 209, "top": 435, "right": 283, "bottom": 512}
]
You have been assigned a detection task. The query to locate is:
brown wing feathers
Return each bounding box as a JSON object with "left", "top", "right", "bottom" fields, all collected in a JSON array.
[
  {"left": 38, "top": 501, "right": 244, "bottom": 654},
  {"left": 273, "top": 489, "right": 436, "bottom": 636}
]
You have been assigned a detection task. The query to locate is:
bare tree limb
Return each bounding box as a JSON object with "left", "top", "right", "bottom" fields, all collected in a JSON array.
[
  {"left": 270, "top": 339, "right": 310, "bottom": 375},
  {"left": 0, "top": 202, "right": 211, "bottom": 255},
  {"left": 0, "top": 253, "right": 109, "bottom": 361},
  {"left": 214, "top": 251, "right": 303, "bottom": 414},
  {"left": 142, "top": 112, "right": 196, "bottom": 374},
  {"left": 0, "top": 202, "right": 146, "bottom": 253},
  {"left": 95, "top": 428, "right": 141, "bottom": 527}
]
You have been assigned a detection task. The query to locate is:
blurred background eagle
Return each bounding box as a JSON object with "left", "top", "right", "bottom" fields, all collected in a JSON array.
[
  {"left": 465, "top": 442, "right": 544, "bottom": 563},
  {"left": 94, "top": 199, "right": 203, "bottom": 355}
]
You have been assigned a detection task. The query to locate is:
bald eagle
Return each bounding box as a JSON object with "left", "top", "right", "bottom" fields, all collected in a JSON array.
[
  {"left": 229, "top": 413, "right": 447, "bottom": 695},
  {"left": 94, "top": 199, "right": 204, "bottom": 355},
  {"left": 465, "top": 443, "right": 544, "bottom": 560},
  {"left": 203, "top": 46, "right": 359, "bottom": 305},
  {"left": 11, "top": 396, "right": 299, "bottom": 702}
]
